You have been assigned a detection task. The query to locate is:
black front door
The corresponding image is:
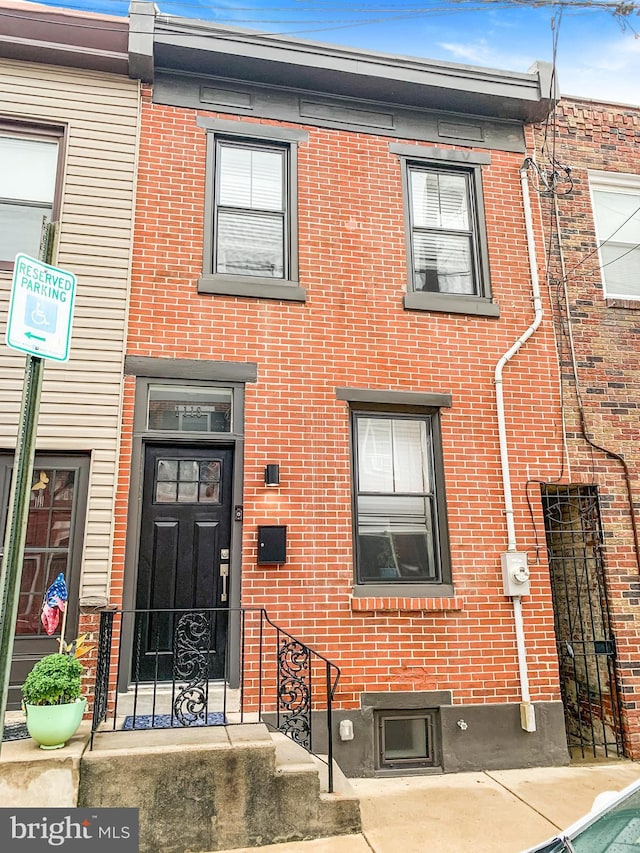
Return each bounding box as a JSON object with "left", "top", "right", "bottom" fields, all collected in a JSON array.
[{"left": 135, "top": 444, "right": 233, "bottom": 681}]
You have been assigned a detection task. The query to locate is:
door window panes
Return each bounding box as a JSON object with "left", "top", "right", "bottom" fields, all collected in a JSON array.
[
  {"left": 147, "top": 385, "right": 232, "bottom": 433},
  {"left": 155, "top": 458, "right": 222, "bottom": 505}
]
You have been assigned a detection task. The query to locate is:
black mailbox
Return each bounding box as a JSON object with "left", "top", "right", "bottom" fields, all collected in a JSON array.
[{"left": 257, "top": 525, "right": 287, "bottom": 564}]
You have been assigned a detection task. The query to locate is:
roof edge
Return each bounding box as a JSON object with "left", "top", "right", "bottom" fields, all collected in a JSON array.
[{"left": 142, "top": 4, "right": 556, "bottom": 122}]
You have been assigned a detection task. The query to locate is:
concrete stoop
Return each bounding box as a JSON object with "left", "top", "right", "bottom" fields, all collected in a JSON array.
[
  {"left": 79, "top": 723, "right": 361, "bottom": 853},
  {"left": 0, "top": 721, "right": 91, "bottom": 807},
  {"left": 271, "top": 733, "right": 361, "bottom": 840}
]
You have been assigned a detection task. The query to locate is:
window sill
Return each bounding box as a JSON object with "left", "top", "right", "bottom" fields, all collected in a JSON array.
[
  {"left": 404, "top": 291, "right": 500, "bottom": 317},
  {"left": 605, "top": 297, "right": 640, "bottom": 310},
  {"left": 198, "top": 274, "right": 306, "bottom": 302},
  {"left": 350, "top": 592, "right": 463, "bottom": 613}
]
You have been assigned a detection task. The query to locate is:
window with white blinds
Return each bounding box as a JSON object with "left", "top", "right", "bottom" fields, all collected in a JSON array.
[
  {"left": 0, "top": 127, "right": 61, "bottom": 265},
  {"left": 408, "top": 164, "right": 479, "bottom": 296},
  {"left": 353, "top": 411, "right": 447, "bottom": 585},
  {"left": 590, "top": 173, "right": 640, "bottom": 300},
  {"left": 214, "top": 140, "right": 288, "bottom": 279}
]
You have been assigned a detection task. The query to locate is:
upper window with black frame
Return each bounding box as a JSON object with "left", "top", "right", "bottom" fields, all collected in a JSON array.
[
  {"left": 390, "top": 143, "right": 496, "bottom": 317},
  {"left": 353, "top": 411, "right": 444, "bottom": 585},
  {"left": 214, "top": 139, "right": 288, "bottom": 280},
  {"left": 0, "top": 124, "right": 62, "bottom": 268},
  {"left": 408, "top": 163, "right": 481, "bottom": 296}
]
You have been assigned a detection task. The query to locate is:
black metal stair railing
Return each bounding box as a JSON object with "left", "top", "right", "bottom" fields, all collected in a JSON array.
[{"left": 90, "top": 607, "right": 340, "bottom": 792}]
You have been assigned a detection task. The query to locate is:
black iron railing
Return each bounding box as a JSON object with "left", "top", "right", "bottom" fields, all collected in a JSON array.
[{"left": 91, "top": 607, "right": 340, "bottom": 792}]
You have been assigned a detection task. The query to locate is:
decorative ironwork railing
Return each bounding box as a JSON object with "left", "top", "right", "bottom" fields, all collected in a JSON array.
[{"left": 90, "top": 607, "right": 340, "bottom": 792}]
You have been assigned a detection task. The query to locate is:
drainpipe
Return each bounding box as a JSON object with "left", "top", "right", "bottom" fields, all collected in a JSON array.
[{"left": 494, "top": 158, "right": 542, "bottom": 733}]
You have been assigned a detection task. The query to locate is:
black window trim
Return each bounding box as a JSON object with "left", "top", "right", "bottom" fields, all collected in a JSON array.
[
  {"left": 340, "top": 388, "right": 452, "bottom": 596},
  {"left": 0, "top": 119, "right": 66, "bottom": 271},
  {"left": 389, "top": 142, "right": 498, "bottom": 317},
  {"left": 197, "top": 116, "right": 308, "bottom": 302}
]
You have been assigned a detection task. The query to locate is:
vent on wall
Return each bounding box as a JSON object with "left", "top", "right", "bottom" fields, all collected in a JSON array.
[
  {"left": 200, "top": 87, "right": 254, "bottom": 110},
  {"left": 299, "top": 100, "right": 394, "bottom": 130},
  {"left": 438, "top": 120, "right": 484, "bottom": 142}
]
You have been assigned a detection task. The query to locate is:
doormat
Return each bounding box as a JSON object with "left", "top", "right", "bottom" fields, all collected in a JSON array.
[
  {"left": 2, "top": 722, "right": 30, "bottom": 742},
  {"left": 121, "top": 713, "right": 225, "bottom": 730}
]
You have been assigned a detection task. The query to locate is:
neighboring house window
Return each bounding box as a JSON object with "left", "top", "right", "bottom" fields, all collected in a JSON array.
[
  {"left": 589, "top": 171, "right": 640, "bottom": 300},
  {"left": 197, "top": 117, "right": 308, "bottom": 302},
  {"left": 389, "top": 143, "right": 497, "bottom": 317},
  {"left": 0, "top": 124, "right": 62, "bottom": 268},
  {"left": 352, "top": 409, "right": 448, "bottom": 587}
]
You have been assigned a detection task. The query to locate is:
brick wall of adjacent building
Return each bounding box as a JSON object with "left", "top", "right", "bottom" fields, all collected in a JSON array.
[
  {"left": 534, "top": 97, "right": 640, "bottom": 756},
  {"left": 112, "top": 85, "right": 567, "bottom": 715}
]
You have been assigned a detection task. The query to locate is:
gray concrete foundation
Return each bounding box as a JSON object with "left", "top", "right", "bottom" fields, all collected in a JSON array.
[{"left": 78, "top": 724, "right": 361, "bottom": 853}]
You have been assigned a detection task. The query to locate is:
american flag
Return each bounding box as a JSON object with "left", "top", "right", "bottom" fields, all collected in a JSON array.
[{"left": 41, "top": 573, "right": 68, "bottom": 635}]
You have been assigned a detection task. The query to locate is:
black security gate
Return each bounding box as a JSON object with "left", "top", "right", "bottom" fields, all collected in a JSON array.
[{"left": 541, "top": 485, "right": 624, "bottom": 758}]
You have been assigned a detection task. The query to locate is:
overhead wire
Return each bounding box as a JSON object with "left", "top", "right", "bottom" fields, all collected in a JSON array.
[
  {"left": 5, "top": 0, "right": 639, "bottom": 40},
  {"left": 524, "top": 5, "right": 566, "bottom": 565},
  {"left": 532, "top": 78, "right": 640, "bottom": 578}
]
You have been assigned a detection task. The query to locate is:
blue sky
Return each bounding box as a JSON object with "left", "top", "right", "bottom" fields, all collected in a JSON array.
[{"left": 28, "top": 1, "right": 640, "bottom": 104}]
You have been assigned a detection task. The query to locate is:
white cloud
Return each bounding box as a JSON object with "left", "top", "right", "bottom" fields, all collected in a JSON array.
[
  {"left": 437, "top": 28, "right": 640, "bottom": 106},
  {"left": 558, "top": 34, "right": 640, "bottom": 104},
  {"left": 437, "top": 39, "right": 533, "bottom": 72}
]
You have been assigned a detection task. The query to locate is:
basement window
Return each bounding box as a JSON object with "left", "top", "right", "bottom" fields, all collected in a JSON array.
[{"left": 376, "top": 711, "right": 438, "bottom": 771}]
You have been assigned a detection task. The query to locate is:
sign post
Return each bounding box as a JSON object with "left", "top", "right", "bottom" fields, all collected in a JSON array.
[{"left": 0, "top": 226, "right": 77, "bottom": 753}]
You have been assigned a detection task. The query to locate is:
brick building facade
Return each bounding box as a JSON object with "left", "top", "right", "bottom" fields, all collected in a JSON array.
[
  {"left": 103, "top": 4, "right": 572, "bottom": 775},
  {"left": 533, "top": 97, "right": 640, "bottom": 760}
]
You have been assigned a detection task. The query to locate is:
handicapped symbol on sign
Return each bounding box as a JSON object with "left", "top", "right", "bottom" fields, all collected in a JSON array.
[{"left": 24, "top": 295, "right": 58, "bottom": 335}]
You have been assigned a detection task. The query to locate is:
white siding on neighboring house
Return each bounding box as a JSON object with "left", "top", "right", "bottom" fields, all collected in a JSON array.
[{"left": 0, "top": 59, "right": 140, "bottom": 600}]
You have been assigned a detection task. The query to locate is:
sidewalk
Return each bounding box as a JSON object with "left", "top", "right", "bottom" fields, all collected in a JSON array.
[{"left": 219, "top": 759, "right": 640, "bottom": 853}]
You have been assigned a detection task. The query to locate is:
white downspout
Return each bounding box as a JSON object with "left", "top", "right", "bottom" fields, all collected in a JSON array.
[{"left": 494, "top": 159, "right": 542, "bottom": 733}]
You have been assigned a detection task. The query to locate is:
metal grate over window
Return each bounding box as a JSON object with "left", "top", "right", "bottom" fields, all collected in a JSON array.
[{"left": 540, "top": 484, "right": 624, "bottom": 759}]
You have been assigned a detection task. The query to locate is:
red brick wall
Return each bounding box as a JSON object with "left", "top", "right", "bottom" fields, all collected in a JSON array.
[
  {"left": 111, "top": 87, "right": 566, "bottom": 711},
  {"left": 534, "top": 98, "right": 640, "bottom": 755}
]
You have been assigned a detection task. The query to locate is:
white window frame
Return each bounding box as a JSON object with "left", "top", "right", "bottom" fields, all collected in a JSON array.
[{"left": 589, "top": 170, "right": 640, "bottom": 301}]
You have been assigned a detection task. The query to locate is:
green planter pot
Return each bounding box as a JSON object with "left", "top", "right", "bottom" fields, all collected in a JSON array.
[{"left": 24, "top": 698, "right": 87, "bottom": 750}]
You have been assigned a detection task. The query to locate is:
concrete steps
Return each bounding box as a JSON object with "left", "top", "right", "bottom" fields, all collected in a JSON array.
[
  {"left": 271, "top": 732, "right": 362, "bottom": 840},
  {"left": 79, "top": 723, "right": 361, "bottom": 852}
]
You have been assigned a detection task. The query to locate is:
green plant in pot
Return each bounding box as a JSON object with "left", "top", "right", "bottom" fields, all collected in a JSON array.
[{"left": 22, "top": 652, "right": 87, "bottom": 749}]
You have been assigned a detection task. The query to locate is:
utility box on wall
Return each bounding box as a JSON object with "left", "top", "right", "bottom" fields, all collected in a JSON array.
[{"left": 257, "top": 525, "right": 287, "bottom": 564}]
